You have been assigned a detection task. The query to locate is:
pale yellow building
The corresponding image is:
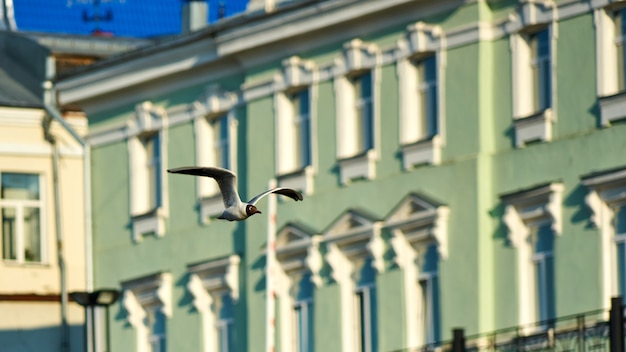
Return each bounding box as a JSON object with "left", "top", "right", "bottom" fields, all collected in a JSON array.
[{"left": 0, "top": 31, "right": 87, "bottom": 352}]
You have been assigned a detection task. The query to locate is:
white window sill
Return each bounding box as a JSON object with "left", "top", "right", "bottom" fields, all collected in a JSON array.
[
  {"left": 277, "top": 166, "right": 314, "bottom": 195},
  {"left": 337, "top": 149, "right": 376, "bottom": 185},
  {"left": 401, "top": 135, "right": 442, "bottom": 169},
  {"left": 513, "top": 108, "right": 553, "bottom": 148},
  {"left": 199, "top": 195, "right": 224, "bottom": 224},
  {"left": 599, "top": 91, "right": 626, "bottom": 127},
  {"left": 132, "top": 207, "right": 166, "bottom": 241}
]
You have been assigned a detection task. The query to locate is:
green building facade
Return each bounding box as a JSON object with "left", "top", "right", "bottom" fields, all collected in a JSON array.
[{"left": 55, "top": 0, "right": 626, "bottom": 351}]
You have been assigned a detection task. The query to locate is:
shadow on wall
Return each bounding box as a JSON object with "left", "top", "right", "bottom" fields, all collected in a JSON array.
[{"left": 0, "top": 324, "right": 85, "bottom": 352}]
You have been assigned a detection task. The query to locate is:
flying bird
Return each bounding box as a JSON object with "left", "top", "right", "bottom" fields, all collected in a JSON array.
[{"left": 167, "top": 166, "right": 303, "bottom": 221}]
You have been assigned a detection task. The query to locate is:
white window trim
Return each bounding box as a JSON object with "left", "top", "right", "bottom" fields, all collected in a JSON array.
[
  {"left": 187, "top": 255, "right": 240, "bottom": 352},
  {"left": 502, "top": 183, "right": 563, "bottom": 330},
  {"left": 273, "top": 223, "right": 322, "bottom": 352},
  {"left": 323, "top": 209, "right": 384, "bottom": 352},
  {"left": 274, "top": 56, "right": 318, "bottom": 195},
  {"left": 128, "top": 101, "right": 169, "bottom": 241},
  {"left": 508, "top": 1, "right": 558, "bottom": 147},
  {"left": 582, "top": 167, "right": 626, "bottom": 310},
  {"left": 122, "top": 272, "right": 173, "bottom": 352},
  {"left": 193, "top": 85, "right": 238, "bottom": 223},
  {"left": 385, "top": 193, "right": 448, "bottom": 348},
  {"left": 333, "top": 39, "right": 381, "bottom": 185},
  {"left": 0, "top": 173, "right": 47, "bottom": 265},
  {"left": 595, "top": 4, "right": 626, "bottom": 127},
  {"left": 396, "top": 22, "right": 447, "bottom": 168}
]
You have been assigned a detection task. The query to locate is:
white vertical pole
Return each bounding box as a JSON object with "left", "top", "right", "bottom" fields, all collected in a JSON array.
[{"left": 266, "top": 179, "right": 278, "bottom": 352}]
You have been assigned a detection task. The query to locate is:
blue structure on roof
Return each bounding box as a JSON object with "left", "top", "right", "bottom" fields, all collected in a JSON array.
[{"left": 12, "top": 0, "right": 250, "bottom": 38}]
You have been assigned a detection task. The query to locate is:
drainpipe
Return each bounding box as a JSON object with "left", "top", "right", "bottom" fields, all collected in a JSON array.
[
  {"left": 42, "top": 58, "right": 94, "bottom": 351},
  {"left": 42, "top": 124, "right": 70, "bottom": 352}
]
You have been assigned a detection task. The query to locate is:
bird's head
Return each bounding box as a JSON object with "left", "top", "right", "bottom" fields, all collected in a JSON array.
[{"left": 245, "top": 204, "right": 262, "bottom": 217}]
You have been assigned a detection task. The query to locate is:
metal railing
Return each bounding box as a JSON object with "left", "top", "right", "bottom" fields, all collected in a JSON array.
[{"left": 395, "top": 297, "right": 625, "bottom": 352}]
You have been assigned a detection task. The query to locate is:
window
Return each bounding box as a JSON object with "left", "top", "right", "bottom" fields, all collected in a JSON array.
[
  {"left": 414, "top": 55, "right": 438, "bottom": 140},
  {"left": 274, "top": 223, "right": 321, "bottom": 352},
  {"left": 122, "top": 272, "right": 172, "bottom": 352},
  {"left": 293, "top": 273, "right": 314, "bottom": 352},
  {"left": 323, "top": 209, "right": 384, "bottom": 352},
  {"left": 129, "top": 102, "right": 167, "bottom": 241},
  {"left": 275, "top": 57, "right": 317, "bottom": 194},
  {"left": 502, "top": 183, "right": 563, "bottom": 330},
  {"left": 350, "top": 72, "right": 374, "bottom": 154},
  {"left": 1, "top": 173, "right": 43, "bottom": 263},
  {"left": 354, "top": 258, "right": 378, "bottom": 352},
  {"left": 582, "top": 167, "right": 626, "bottom": 308},
  {"left": 216, "top": 293, "right": 235, "bottom": 352},
  {"left": 509, "top": 1, "right": 555, "bottom": 147},
  {"left": 187, "top": 255, "right": 240, "bottom": 352},
  {"left": 529, "top": 30, "right": 551, "bottom": 113},
  {"left": 397, "top": 22, "right": 445, "bottom": 168},
  {"left": 386, "top": 193, "right": 448, "bottom": 348},
  {"left": 334, "top": 39, "right": 379, "bottom": 184},
  {"left": 146, "top": 308, "right": 167, "bottom": 352},
  {"left": 193, "top": 86, "right": 236, "bottom": 222},
  {"left": 418, "top": 244, "right": 441, "bottom": 344},
  {"left": 531, "top": 224, "right": 555, "bottom": 326},
  {"left": 597, "top": 6, "right": 626, "bottom": 125},
  {"left": 143, "top": 132, "right": 163, "bottom": 211}
]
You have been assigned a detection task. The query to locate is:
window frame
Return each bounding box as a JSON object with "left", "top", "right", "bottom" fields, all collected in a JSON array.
[{"left": 0, "top": 172, "right": 46, "bottom": 264}]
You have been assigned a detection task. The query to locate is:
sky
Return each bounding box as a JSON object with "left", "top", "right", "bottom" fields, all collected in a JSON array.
[{"left": 12, "top": 0, "right": 250, "bottom": 38}]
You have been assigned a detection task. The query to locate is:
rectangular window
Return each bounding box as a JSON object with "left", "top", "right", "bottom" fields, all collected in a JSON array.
[
  {"left": 414, "top": 55, "right": 438, "bottom": 139},
  {"left": 216, "top": 293, "right": 235, "bottom": 352},
  {"left": 355, "top": 286, "right": 377, "bottom": 352},
  {"left": 616, "top": 9, "right": 626, "bottom": 92},
  {"left": 294, "top": 300, "right": 313, "bottom": 352},
  {"left": 147, "top": 309, "right": 167, "bottom": 352},
  {"left": 143, "top": 133, "right": 162, "bottom": 210},
  {"left": 419, "top": 243, "right": 441, "bottom": 344},
  {"left": 210, "top": 115, "right": 230, "bottom": 170},
  {"left": 289, "top": 89, "right": 312, "bottom": 169},
  {"left": 351, "top": 72, "right": 374, "bottom": 153},
  {"left": 1, "top": 173, "right": 42, "bottom": 263},
  {"left": 615, "top": 206, "right": 626, "bottom": 302},
  {"left": 530, "top": 29, "right": 551, "bottom": 112},
  {"left": 533, "top": 224, "right": 555, "bottom": 326}
]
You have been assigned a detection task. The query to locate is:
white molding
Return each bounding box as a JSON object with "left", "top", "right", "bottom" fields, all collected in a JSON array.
[
  {"left": 187, "top": 255, "right": 241, "bottom": 302},
  {"left": 337, "top": 150, "right": 377, "bottom": 185},
  {"left": 501, "top": 182, "right": 563, "bottom": 329},
  {"left": 513, "top": 108, "right": 554, "bottom": 147},
  {"left": 0, "top": 142, "right": 84, "bottom": 158},
  {"left": 122, "top": 272, "right": 173, "bottom": 352},
  {"left": 582, "top": 167, "right": 626, "bottom": 309},
  {"left": 599, "top": 92, "right": 626, "bottom": 126},
  {"left": 401, "top": 133, "right": 442, "bottom": 170}
]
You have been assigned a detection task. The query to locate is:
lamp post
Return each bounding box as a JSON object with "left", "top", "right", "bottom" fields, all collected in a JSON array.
[{"left": 70, "top": 289, "right": 121, "bottom": 352}]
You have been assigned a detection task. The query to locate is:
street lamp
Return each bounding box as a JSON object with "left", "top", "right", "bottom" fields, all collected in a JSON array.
[{"left": 70, "top": 289, "right": 121, "bottom": 352}]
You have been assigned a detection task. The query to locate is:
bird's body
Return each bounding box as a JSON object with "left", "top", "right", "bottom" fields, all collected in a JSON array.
[{"left": 167, "top": 166, "right": 303, "bottom": 221}]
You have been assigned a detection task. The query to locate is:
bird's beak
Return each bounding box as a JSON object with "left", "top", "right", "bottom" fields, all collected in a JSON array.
[{"left": 255, "top": 209, "right": 262, "bottom": 215}]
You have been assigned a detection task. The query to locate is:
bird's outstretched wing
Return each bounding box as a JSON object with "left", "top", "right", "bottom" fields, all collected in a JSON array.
[
  {"left": 167, "top": 166, "right": 241, "bottom": 208},
  {"left": 248, "top": 187, "right": 303, "bottom": 205}
]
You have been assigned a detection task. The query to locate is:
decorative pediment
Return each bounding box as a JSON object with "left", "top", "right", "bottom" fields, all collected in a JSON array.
[
  {"left": 582, "top": 166, "right": 626, "bottom": 227},
  {"left": 280, "top": 56, "right": 316, "bottom": 89},
  {"left": 404, "top": 22, "right": 443, "bottom": 54},
  {"left": 385, "top": 193, "right": 449, "bottom": 260},
  {"left": 133, "top": 101, "right": 165, "bottom": 133},
  {"left": 507, "top": 0, "right": 556, "bottom": 32},
  {"left": 187, "top": 255, "right": 240, "bottom": 303},
  {"left": 323, "top": 209, "right": 384, "bottom": 275},
  {"left": 275, "top": 222, "right": 323, "bottom": 286},
  {"left": 194, "top": 85, "right": 236, "bottom": 117},
  {"left": 501, "top": 183, "right": 563, "bottom": 246},
  {"left": 334, "top": 39, "right": 379, "bottom": 75},
  {"left": 122, "top": 272, "right": 173, "bottom": 328}
]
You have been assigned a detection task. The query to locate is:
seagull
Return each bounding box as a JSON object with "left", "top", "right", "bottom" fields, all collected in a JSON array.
[{"left": 167, "top": 166, "right": 303, "bottom": 221}]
